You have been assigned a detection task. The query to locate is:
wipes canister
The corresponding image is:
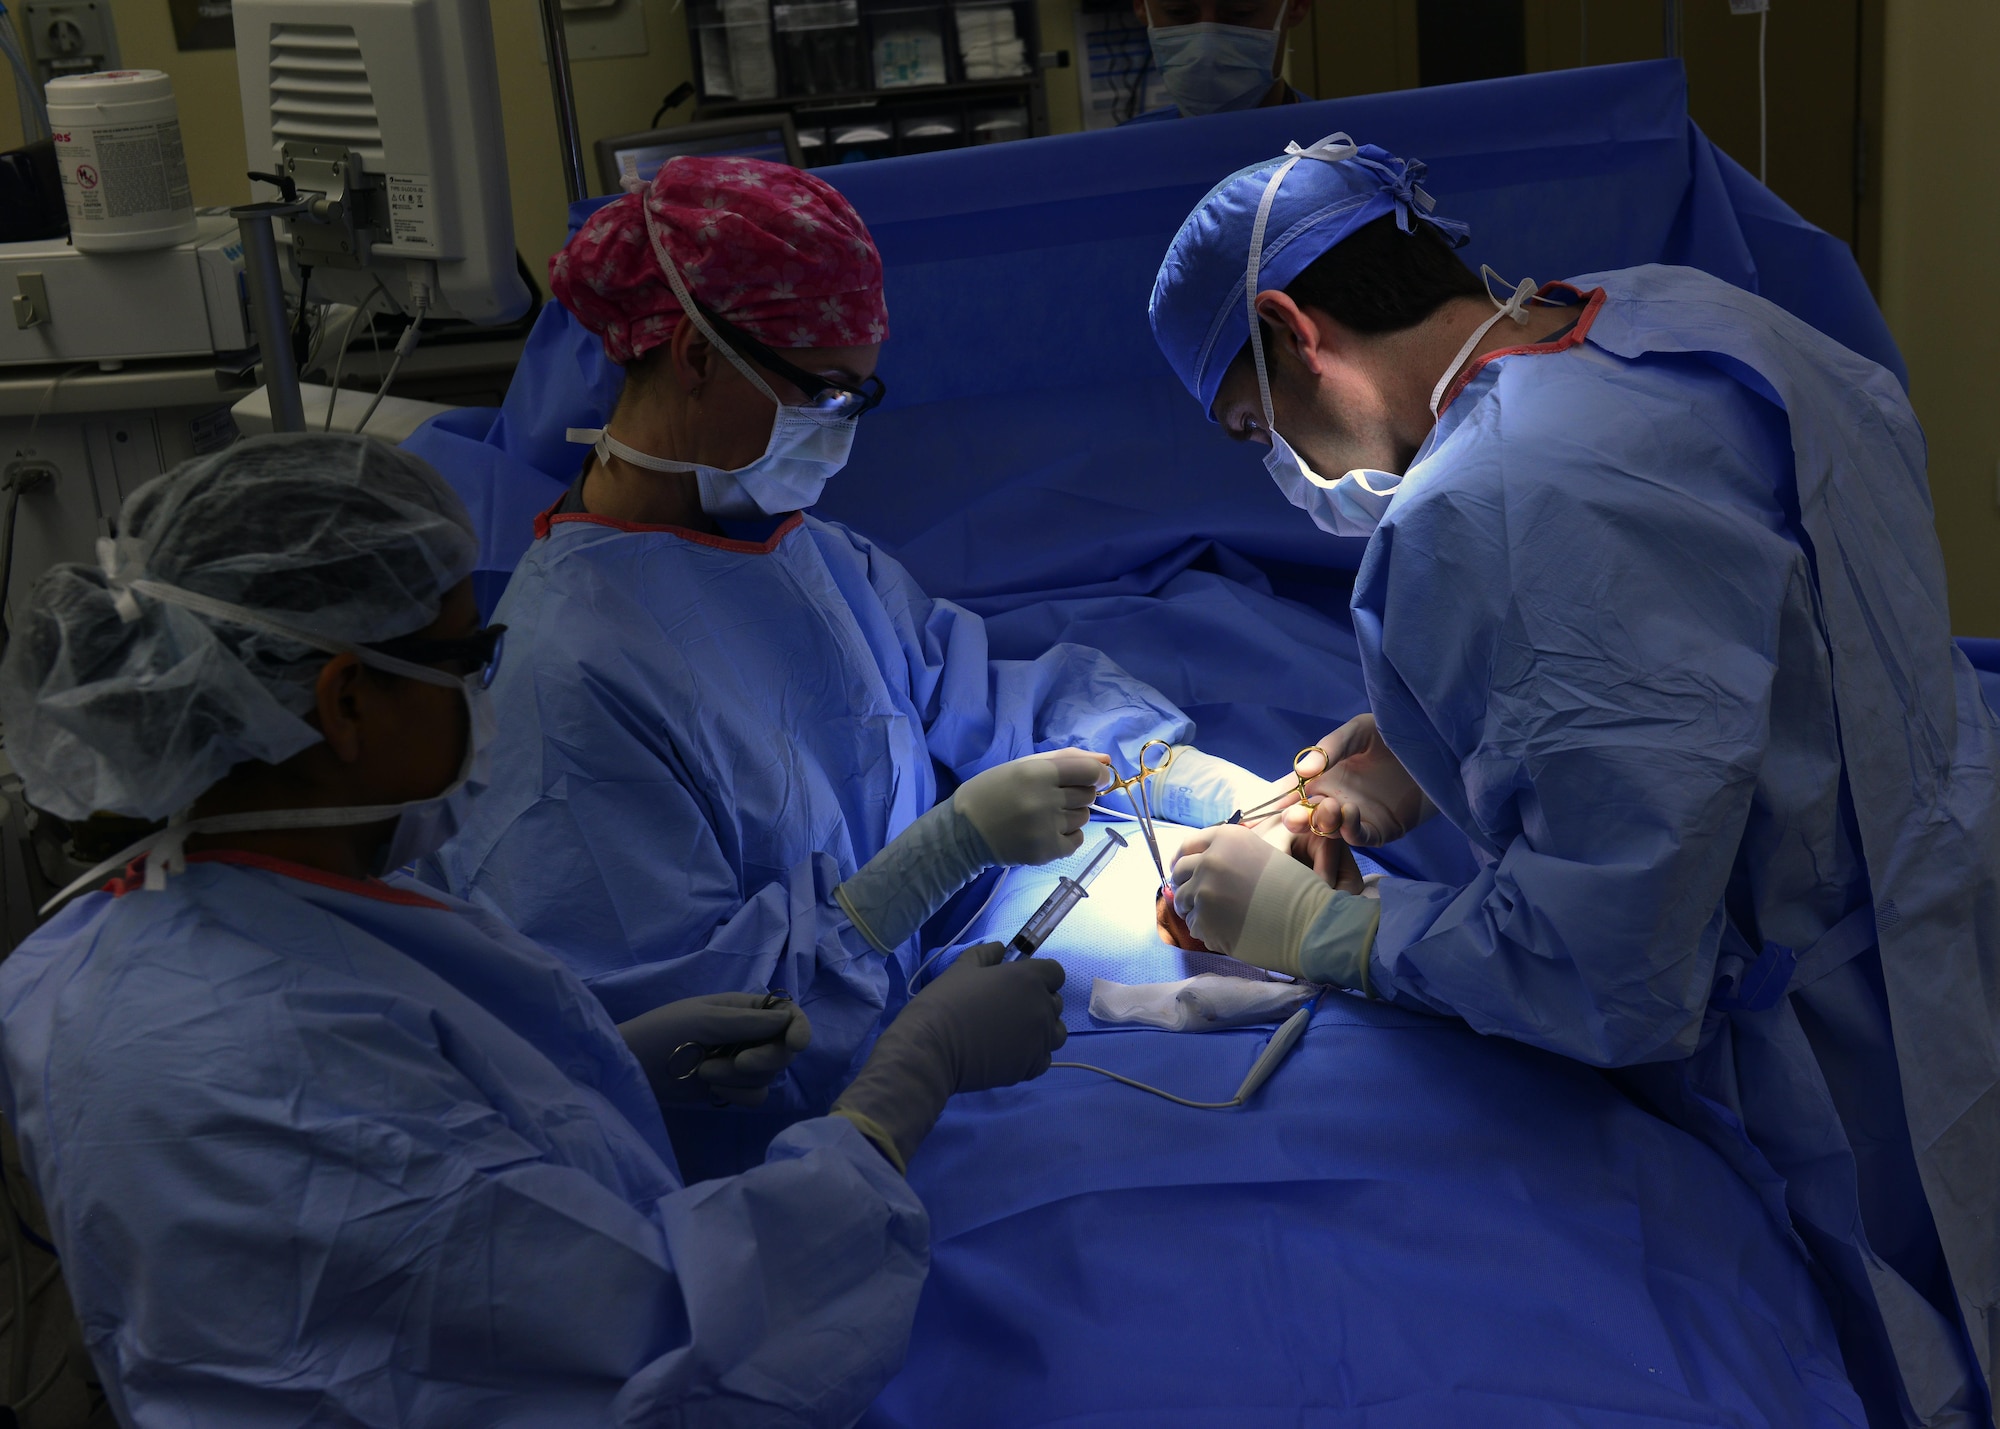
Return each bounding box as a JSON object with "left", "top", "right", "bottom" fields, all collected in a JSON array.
[{"left": 47, "top": 70, "right": 199, "bottom": 253}]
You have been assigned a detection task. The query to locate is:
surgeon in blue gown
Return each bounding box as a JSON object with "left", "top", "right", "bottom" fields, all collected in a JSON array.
[
  {"left": 0, "top": 434, "right": 1072, "bottom": 1425},
  {"left": 1152, "top": 134, "right": 2000, "bottom": 1427},
  {"left": 419, "top": 157, "right": 1274, "bottom": 1121}
]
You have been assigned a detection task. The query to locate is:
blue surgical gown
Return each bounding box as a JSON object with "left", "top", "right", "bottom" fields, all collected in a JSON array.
[
  {"left": 1351, "top": 265, "right": 2000, "bottom": 1424},
  {"left": 426, "top": 500, "right": 1192, "bottom": 1113},
  {"left": 0, "top": 852, "right": 927, "bottom": 1426}
]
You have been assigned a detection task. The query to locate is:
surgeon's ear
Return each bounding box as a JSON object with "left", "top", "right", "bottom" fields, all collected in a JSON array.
[
  {"left": 668, "top": 316, "right": 715, "bottom": 397},
  {"left": 1253, "top": 290, "right": 1331, "bottom": 376},
  {"left": 313, "top": 653, "right": 369, "bottom": 764}
]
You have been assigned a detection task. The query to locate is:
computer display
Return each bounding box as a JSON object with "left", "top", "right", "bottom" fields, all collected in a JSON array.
[{"left": 594, "top": 116, "right": 803, "bottom": 193}]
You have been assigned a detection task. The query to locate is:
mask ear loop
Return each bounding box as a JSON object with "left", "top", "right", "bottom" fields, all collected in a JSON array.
[
  {"left": 1426, "top": 265, "right": 1541, "bottom": 419},
  {"left": 1242, "top": 133, "right": 1360, "bottom": 437}
]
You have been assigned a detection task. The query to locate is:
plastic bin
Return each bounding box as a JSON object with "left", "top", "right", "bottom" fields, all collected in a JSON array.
[
  {"left": 870, "top": 2, "right": 949, "bottom": 87},
  {"left": 896, "top": 112, "right": 963, "bottom": 155},
  {"left": 775, "top": 0, "right": 866, "bottom": 95},
  {"left": 969, "top": 104, "right": 1029, "bottom": 144},
  {"left": 796, "top": 125, "right": 830, "bottom": 165},
  {"left": 830, "top": 120, "right": 895, "bottom": 163}
]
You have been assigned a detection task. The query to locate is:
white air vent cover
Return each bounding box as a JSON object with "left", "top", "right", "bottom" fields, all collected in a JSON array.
[
  {"left": 268, "top": 23, "right": 383, "bottom": 160},
  {"left": 235, "top": 0, "right": 528, "bottom": 325}
]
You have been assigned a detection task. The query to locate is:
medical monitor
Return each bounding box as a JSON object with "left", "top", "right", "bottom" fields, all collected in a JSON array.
[
  {"left": 594, "top": 116, "right": 803, "bottom": 195},
  {"left": 234, "top": 0, "right": 532, "bottom": 324}
]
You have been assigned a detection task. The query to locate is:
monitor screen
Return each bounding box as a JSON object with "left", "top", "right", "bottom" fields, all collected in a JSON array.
[{"left": 609, "top": 127, "right": 794, "bottom": 188}]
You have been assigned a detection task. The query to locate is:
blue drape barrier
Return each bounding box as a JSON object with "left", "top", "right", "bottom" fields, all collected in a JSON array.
[{"left": 865, "top": 998, "right": 1863, "bottom": 1427}]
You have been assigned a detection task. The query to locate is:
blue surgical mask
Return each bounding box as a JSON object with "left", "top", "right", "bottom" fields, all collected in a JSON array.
[{"left": 1147, "top": 10, "right": 1284, "bottom": 118}]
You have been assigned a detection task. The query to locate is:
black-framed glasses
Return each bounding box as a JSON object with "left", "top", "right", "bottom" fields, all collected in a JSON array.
[
  {"left": 692, "top": 298, "right": 888, "bottom": 418},
  {"left": 365, "top": 624, "right": 508, "bottom": 688}
]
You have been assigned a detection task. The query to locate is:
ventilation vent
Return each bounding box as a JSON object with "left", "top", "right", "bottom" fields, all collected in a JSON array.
[{"left": 268, "top": 23, "right": 383, "bottom": 161}]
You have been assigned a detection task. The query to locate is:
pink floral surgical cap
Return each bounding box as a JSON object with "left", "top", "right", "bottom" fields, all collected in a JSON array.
[{"left": 550, "top": 155, "right": 889, "bottom": 364}]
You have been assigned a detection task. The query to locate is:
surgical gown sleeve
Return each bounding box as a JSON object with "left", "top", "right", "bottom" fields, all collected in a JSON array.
[
  {"left": 1351, "top": 357, "right": 1810, "bottom": 1067},
  {"left": 4, "top": 941, "right": 927, "bottom": 1427},
  {"left": 462, "top": 781, "right": 889, "bottom": 1105},
  {"left": 806, "top": 520, "right": 1194, "bottom": 779}
]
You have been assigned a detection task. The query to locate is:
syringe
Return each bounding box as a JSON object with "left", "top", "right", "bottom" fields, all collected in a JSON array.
[{"left": 1006, "top": 827, "right": 1128, "bottom": 958}]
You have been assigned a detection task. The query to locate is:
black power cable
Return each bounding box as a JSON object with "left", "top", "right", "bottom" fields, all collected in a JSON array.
[{"left": 650, "top": 81, "right": 696, "bottom": 129}]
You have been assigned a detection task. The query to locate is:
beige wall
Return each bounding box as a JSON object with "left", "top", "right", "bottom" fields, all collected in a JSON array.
[{"left": 1879, "top": 0, "right": 1999, "bottom": 636}]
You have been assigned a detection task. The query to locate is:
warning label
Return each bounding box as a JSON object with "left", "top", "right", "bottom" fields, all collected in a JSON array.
[
  {"left": 386, "top": 174, "right": 437, "bottom": 250},
  {"left": 54, "top": 122, "right": 193, "bottom": 222}
]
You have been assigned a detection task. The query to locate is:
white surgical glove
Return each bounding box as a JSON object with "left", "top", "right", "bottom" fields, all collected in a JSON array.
[
  {"left": 1297, "top": 713, "right": 1436, "bottom": 847},
  {"left": 834, "top": 749, "right": 1109, "bottom": 954},
  {"left": 951, "top": 748, "right": 1108, "bottom": 866},
  {"left": 1171, "top": 824, "right": 1379, "bottom": 990}
]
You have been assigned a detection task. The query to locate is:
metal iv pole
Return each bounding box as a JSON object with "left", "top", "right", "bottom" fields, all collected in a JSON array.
[{"left": 537, "top": 0, "right": 588, "bottom": 204}]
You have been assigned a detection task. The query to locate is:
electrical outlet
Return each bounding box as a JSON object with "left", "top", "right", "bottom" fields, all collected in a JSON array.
[{"left": 22, "top": 1, "right": 120, "bottom": 84}]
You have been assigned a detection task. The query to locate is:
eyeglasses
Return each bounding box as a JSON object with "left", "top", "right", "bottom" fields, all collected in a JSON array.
[
  {"left": 365, "top": 624, "right": 508, "bottom": 688},
  {"left": 692, "top": 298, "right": 888, "bottom": 419}
]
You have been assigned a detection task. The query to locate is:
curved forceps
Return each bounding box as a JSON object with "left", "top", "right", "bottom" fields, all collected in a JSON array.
[
  {"left": 1098, "top": 739, "right": 1176, "bottom": 885},
  {"left": 1230, "top": 747, "right": 1340, "bottom": 840}
]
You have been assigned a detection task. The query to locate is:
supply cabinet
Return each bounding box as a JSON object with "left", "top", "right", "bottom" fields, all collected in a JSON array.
[{"left": 688, "top": 0, "right": 1053, "bottom": 163}]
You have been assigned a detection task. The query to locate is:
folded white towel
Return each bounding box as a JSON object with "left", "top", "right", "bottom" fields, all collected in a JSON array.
[{"left": 1089, "top": 974, "right": 1316, "bottom": 1032}]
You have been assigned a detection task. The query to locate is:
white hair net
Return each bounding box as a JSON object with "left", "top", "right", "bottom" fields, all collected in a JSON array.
[{"left": 0, "top": 434, "right": 479, "bottom": 821}]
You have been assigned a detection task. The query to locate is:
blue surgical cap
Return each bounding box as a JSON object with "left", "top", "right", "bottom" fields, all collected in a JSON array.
[{"left": 1149, "top": 134, "right": 1470, "bottom": 415}]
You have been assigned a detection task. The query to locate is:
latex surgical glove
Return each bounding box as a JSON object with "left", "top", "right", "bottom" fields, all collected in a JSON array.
[
  {"left": 832, "top": 942, "right": 1067, "bottom": 1171},
  {"left": 1171, "top": 825, "right": 1379, "bottom": 989},
  {"left": 1160, "top": 817, "right": 1366, "bottom": 951},
  {"left": 1169, "top": 824, "right": 1281, "bottom": 957},
  {"left": 619, "top": 992, "right": 813, "bottom": 1109},
  {"left": 833, "top": 749, "right": 1108, "bottom": 955},
  {"left": 1296, "top": 713, "right": 1437, "bottom": 846},
  {"left": 952, "top": 748, "right": 1109, "bottom": 866},
  {"left": 1142, "top": 746, "right": 1291, "bottom": 829}
]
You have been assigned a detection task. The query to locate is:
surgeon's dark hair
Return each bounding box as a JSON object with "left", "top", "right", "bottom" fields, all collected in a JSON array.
[{"left": 1280, "top": 213, "right": 1487, "bottom": 334}]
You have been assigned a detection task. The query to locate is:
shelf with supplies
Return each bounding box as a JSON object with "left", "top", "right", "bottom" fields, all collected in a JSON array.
[{"left": 688, "top": 0, "right": 1065, "bottom": 162}]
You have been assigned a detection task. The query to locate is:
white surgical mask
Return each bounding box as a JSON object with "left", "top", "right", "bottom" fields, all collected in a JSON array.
[
  {"left": 1241, "top": 134, "right": 1535, "bottom": 539},
  {"left": 1148, "top": 5, "right": 1285, "bottom": 117},
  {"left": 44, "top": 556, "right": 499, "bottom": 910},
  {"left": 568, "top": 204, "right": 862, "bottom": 519}
]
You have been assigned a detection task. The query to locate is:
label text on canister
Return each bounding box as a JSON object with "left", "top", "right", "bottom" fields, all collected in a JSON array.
[{"left": 55, "top": 121, "right": 193, "bottom": 223}]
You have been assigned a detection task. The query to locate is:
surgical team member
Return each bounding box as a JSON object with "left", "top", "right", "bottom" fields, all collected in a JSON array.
[
  {"left": 425, "top": 157, "right": 1269, "bottom": 1110},
  {"left": 0, "top": 435, "right": 1068, "bottom": 1425},
  {"left": 1129, "top": 0, "right": 1312, "bottom": 120},
  {"left": 1151, "top": 134, "right": 2000, "bottom": 1427}
]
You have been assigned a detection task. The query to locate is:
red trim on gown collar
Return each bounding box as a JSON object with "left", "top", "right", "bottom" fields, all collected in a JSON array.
[
  {"left": 107, "top": 849, "right": 450, "bottom": 909},
  {"left": 1435, "top": 284, "right": 1605, "bottom": 418}
]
